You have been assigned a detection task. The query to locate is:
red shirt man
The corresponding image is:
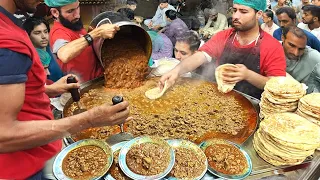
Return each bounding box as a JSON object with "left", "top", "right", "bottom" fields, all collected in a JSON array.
[
  {"left": 50, "top": 21, "right": 103, "bottom": 82},
  {"left": 46, "top": 0, "right": 121, "bottom": 82},
  {"left": 160, "top": 0, "right": 286, "bottom": 99},
  {"left": 0, "top": 1, "right": 130, "bottom": 179}
]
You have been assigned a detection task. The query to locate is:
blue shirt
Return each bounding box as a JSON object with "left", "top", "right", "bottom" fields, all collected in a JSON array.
[
  {"left": 0, "top": 6, "right": 32, "bottom": 84},
  {"left": 273, "top": 28, "right": 320, "bottom": 52}
]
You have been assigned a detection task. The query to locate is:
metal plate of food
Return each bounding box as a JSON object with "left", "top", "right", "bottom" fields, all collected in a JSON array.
[
  {"left": 118, "top": 136, "right": 175, "bottom": 180},
  {"left": 105, "top": 141, "right": 130, "bottom": 180},
  {"left": 53, "top": 139, "right": 113, "bottom": 180},
  {"left": 63, "top": 77, "right": 258, "bottom": 145},
  {"left": 199, "top": 139, "right": 252, "bottom": 179},
  {"left": 166, "top": 139, "right": 208, "bottom": 180}
]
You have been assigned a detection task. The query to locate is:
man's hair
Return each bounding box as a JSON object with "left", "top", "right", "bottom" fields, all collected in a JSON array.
[
  {"left": 276, "top": 7, "right": 296, "bottom": 20},
  {"left": 127, "top": 0, "right": 138, "bottom": 5},
  {"left": 165, "top": 10, "right": 178, "bottom": 20},
  {"left": 264, "top": 9, "right": 274, "bottom": 20},
  {"left": 117, "top": 8, "right": 134, "bottom": 20},
  {"left": 282, "top": 26, "right": 307, "bottom": 40},
  {"left": 23, "top": 17, "right": 50, "bottom": 36},
  {"left": 159, "top": 0, "right": 168, "bottom": 3},
  {"left": 302, "top": 5, "right": 320, "bottom": 20},
  {"left": 176, "top": 31, "right": 201, "bottom": 52}
]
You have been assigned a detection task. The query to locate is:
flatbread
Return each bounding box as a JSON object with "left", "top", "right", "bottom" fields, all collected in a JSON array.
[
  {"left": 260, "top": 113, "right": 320, "bottom": 146},
  {"left": 265, "top": 77, "right": 306, "bottom": 95},
  {"left": 145, "top": 81, "right": 168, "bottom": 100},
  {"left": 300, "top": 93, "right": 320, "bottom": 109},
  {"left": 215, "top": 64, "right": 238, "bottom": 93}
]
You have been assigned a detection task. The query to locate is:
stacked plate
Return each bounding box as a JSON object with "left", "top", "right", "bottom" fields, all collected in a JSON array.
[
  {"left": 253, "top": 113, "right": 320, "bottom": 166},
  {"left": 259, "top": 77, "right": 306, "bottom": 119},
  {"left": 296, "top": 93, "right": 320, "bottom": 126}
]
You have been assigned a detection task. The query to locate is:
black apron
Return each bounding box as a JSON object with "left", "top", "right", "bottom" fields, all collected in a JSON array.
[{"left": 218, "top": 30, "right": 264, "bottom": 99}]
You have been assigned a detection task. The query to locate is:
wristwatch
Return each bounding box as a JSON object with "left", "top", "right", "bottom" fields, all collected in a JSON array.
[{"left": 84, "top": 34, "right": 93, "bottom": 45}]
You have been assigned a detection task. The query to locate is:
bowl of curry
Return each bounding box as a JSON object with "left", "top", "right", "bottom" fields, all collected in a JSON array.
[
  {"left": 199, "top": 139, "right": 252, "bottom": 179},
  {"left": 53, "top": 139, "right": 113, "bottom": 180},
  {"left": 118, "top": 136, "right": 175, "bottom": 180},
  {"left": 166, "top": 139, "right": 208, "bottom": 180},
  {"left": 105, "top": 141, "right": 130, "bottom": 180}
]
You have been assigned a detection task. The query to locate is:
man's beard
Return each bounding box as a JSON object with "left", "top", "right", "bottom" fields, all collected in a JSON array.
[
  {"left": 302, "top": 19, "right": 314, "bottom": 24},
  {"left": 59, "top": 15, "right": 83, "bottom": 31}
]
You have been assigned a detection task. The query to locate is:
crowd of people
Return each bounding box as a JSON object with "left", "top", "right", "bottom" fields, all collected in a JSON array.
[{"left": 0, "top": 0, "right": 320, "bottom": 179}]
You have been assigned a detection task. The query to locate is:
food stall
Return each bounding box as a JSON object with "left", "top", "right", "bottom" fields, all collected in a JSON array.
[{"left": 53, "top": 14, "right": 320, "bottom": 180}]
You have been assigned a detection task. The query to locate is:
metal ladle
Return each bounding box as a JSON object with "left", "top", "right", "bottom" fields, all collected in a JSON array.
[
  {"left": 106, "top": 96, "right": 134, "bottom": 145},
  {"left": 67, "top": 76, "right": 86, "bottom": 115}
]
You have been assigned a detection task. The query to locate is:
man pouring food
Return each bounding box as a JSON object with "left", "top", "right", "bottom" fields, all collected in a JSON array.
[
  {"left": 45, "top": 0, "right": 120, "bottom": 82},
  {"left": 160, "top": 0, "right": 286, "bottom": 99}
]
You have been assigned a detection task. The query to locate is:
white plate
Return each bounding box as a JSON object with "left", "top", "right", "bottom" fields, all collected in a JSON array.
[
  {"left": 53, "top": 139, "right": 113, "bottom": 180},
  {"left": 118, "top": 136, "right": 175, "bottom": 180}
]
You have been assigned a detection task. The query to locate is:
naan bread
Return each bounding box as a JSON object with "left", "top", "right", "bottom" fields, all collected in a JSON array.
[
  {"left": 145, "top": 81, "right": 168, "bottom": 100},
  {"left": 215, "top": 64, "right": 238, "bottom": 93}
]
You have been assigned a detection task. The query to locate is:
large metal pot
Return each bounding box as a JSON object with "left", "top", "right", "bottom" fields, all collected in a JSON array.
[
  {"left": 90, "top": 11, "right": 152, "bottom": 68},
  {"left": 63, "top": 75, "right": 259, "bottom": 145}
]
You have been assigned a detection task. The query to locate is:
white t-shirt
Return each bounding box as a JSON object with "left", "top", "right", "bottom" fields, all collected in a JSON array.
[
  {"left": 298, "top": 23, "right": 320, "bottom": 40},
  {"left": 261, "top": 22, "right": 280, "bottom": 36}
]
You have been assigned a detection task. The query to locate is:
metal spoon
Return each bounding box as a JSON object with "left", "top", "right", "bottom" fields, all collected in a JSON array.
[
  {"left": 106, "top": 96, "right": 134, "bottom": 145},
  {"left": 67, "top": 76, "right": 86, "bottom": 115}
]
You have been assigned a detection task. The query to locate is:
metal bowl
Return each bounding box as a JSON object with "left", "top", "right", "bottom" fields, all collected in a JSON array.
[
  {"left": 105, "top": 141, "right": 129, "bottom": 180},
  {"left": 199, "top": 139, "right": 252, "bottom": 180},
  {"left": 166, "top": 139, "right": 208, "bottom": 180},
  {"left": 53, "top": 139, "right": 113, "bottom": 180},
  {"left": 118, "top": 136, "right": 175, "bottom": 180}
]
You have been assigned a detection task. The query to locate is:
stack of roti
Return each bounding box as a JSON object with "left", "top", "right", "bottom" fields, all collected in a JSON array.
[
  {"left": 296, "top": 93, "right": 320, "bottom": 126},
  {"left": 215, "top": 64, "right": 237, "bottom": 93},
  {"left": 259, "top": 77, "right": 306, "bottom": 119},
  {"left": 253, "top": 113, "right": 320, "bottom": 166}
]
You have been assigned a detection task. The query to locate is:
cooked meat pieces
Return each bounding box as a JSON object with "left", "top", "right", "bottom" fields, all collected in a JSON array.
[
  {"left": 101, "top": 38, "right": 149, "bottom": 89},
  {"left": 205, "top": 144, "right": 248, "bottom": 175},
  {"left": 67, "top": 79, "right": 248, "bottom": 142},
  {"left": 126, "top": 142, "right": 171, "bottom": 176},
  {"left": 62, "top": 146, "right": 109, "bottom": 179},
  {"left": 169, "top": 147, "right": 206, "bottom": 178}
]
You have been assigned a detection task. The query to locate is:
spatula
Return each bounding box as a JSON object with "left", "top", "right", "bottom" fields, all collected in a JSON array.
[
  {"left": 67, "top": 76, "right": 86, "bottom": 115},
  {"left": 106, "top": 96, "right": 134, "bottom": 145},
  {"left": 145, "top": 81, "right": 169, "bottom": 100}
]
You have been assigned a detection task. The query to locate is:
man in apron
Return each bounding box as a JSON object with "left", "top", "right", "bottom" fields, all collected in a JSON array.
[{"left": 160, "top": 0, "right": 286, "bottom": 99}]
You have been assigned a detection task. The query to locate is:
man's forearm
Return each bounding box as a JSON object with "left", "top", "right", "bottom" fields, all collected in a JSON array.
[
  {"left": 0, "top": 112, "right": 91, "bottom": 153},
  {"left": 57, "top": 28, "right": 102, "bottom": 63},
  {"left": 246, "top": 70, "right": 270, "bottom": 89},
  {"left": 57, "top": 37, "right": 89, "bottom": 63}
]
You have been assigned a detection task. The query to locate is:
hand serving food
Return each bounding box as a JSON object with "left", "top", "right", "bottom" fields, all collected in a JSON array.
[{"left": 145, "top": 81, "right": 169, "bottom": 100}]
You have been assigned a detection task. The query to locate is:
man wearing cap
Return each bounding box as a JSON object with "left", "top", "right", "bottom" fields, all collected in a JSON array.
[
  {"left": 0, "top": 0, "right": 131, "bottom": 179},
  {"left": 160, "top": 0, "right": 286, "bottom": 99},
  {"left": 45, "top": 0, "right": 120, "bottom": 82},
  {"left": 200, "top": 8, "right": 228, "bottom": 39}
]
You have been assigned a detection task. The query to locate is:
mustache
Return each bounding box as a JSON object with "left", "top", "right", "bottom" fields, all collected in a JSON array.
[{"left": 232, "top": 20, "right": 241, "bottom": 24}]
